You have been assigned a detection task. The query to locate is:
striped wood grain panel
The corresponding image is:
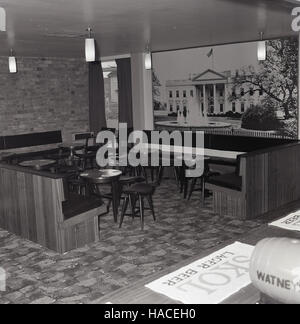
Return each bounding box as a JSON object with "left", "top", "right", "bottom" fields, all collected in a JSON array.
[
  {"left": 211, "top": 188, "right": 246, "bottom": 219},
  {"left": 58, "top": 209, "right": 100, "bottom": 253},
  {"left": 0, "top": 168, "right": 65, "bottom": 251},
  {"left": 0, "top": 166, "right": 103, "bottom": 253},
  {"left": 245, "top": 144, "right": 300, "bottom": 219},
  {"left": 208, "top": 144, "right": 300, "bottom": 220}
]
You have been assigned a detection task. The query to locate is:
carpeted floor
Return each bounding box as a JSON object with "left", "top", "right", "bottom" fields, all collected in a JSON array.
[{"left": 0, "top": 180, "right": 268, "bottom": 304}]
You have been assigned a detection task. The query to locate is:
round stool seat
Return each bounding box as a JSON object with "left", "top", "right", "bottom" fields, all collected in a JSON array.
[
  {"left": 119, "top": 176, "right": 145, "bottom": 186},
  {"left": 68, "top": 178, "right": 86, "bottom": 185},
  {"left": 206, "top": 171, "right": 221, "bottom": 178},
  {"left": 124, "top": 183, "right": 154, "bottom": 195}
]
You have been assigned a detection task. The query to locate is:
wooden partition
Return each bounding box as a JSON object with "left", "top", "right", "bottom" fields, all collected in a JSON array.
[
  {"left": 243, "top": 143, "right": 300, "bottom": 219},
  {"left": 0, "top": 167, "right": 65, "bottom": 251},
  {"left": 207, "top": 143, "right": 300, "bottom": 220},
  {"left": 0, "top": 165, "right": 103, "bottom": 253}
]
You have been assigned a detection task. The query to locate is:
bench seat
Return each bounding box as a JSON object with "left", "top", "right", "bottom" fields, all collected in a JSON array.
[
  {"left": 207, "top": 173, "right": 242, "bottom": 191},
  {"left": 63, "top": 193, "right": 103, "bottom": 220}
]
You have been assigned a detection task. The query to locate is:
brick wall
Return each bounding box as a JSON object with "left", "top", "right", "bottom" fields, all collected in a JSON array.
[{"left": 0, "top": 56, "right": 89, "bottom": 143}]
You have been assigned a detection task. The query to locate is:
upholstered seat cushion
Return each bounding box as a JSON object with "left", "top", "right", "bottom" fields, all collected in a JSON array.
[
  {"left": 119, "top": 176, "right": 145, "bottom": 185},
  {"left": 207, "top": 173, "right": 242, "bottom": 191},
  {"left": 208, "top": 158, "right": 238, "bottom": 167},
  {"left": 124, "top": 183, "right": 155, "bottom": 195},
  {"left": 62, "top": 193, "right": 103, "bottom": 220}
]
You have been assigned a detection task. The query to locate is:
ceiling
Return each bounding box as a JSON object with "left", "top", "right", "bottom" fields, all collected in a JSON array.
[{"left": 0, "top": 0, "right": 298, "bottom": 58}]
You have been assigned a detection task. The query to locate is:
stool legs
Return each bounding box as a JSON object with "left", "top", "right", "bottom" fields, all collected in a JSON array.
[
  {"left": 188, "top": 178, "right": 198, "bottom": 200},
  {"left": 202, "top": 177, "right": 206, "bottom": 203},
  {"left": 139, "top": 195, "right": 145, "bottom": 231},
  {"left": 158, "top": 166, "right": 164, "bottom": 185},
  {"left": 129, "top": 195, "right": 136, "bottom": 220},
  {"left": 119, "top": 196, "right": 129, "bottom": 228},
  {"left": 146, "top": 195, "right": 156, "bottom": 221},
  {"left": 119, "top": 193, "right": 156, "bottom": 230}
]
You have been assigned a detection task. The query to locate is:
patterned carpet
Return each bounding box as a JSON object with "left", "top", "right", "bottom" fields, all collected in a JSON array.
[{"left": 0, "top": 179, "right": 268, "bottom": 304}]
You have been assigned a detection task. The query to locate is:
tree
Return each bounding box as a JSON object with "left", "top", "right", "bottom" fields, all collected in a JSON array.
[
  {"left": 152, "top": 70, "right": 162, "bottom": 110},
  {"left": 231, "top": 37, "right": 298, "bottom": 120}
]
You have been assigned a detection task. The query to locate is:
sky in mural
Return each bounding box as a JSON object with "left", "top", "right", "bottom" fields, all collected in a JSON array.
[{"left": 153, "top": 42, "right": 260, "bottom": 103}]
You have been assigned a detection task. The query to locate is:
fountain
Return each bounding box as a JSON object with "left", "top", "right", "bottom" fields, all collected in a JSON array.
[{"left": 156, "top": 96, "right": 232, "bottom": 131}]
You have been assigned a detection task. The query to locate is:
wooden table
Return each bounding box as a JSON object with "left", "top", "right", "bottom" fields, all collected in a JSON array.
[
  {"left": 80, "top": 169, "right": 122, "bottom": 223},
  {"left": 97, "top": 201, "right": 300, "bottom": 304},
  {"left": 110, "top": 144, "right": 243, "bottom": 166},
  {"left": 19, "top": 159, "right": 56, "bottom": 170},
  {"left": 145, "top": 144, "right": 244, "bottom": 161}
]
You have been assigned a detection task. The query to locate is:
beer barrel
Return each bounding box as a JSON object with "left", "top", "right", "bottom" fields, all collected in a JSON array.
[{"left": 250, "top": 238, "right": 300, "bottom": 304}]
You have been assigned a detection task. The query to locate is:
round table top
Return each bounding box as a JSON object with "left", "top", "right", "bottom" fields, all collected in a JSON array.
[
  {"left": 80, "top": 169, "right": 122, "bottom": 184},
  {"left": 19, "top": 159, "right": 57, "bottom": 170},
  {"left": 59, "top": 142, "right": 84, "bottom": 150}
]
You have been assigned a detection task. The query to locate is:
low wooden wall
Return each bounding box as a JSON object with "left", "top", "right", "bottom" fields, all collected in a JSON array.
[
  {"left": 207, "top": 143, "right": 300, "bottom": 220},
  {"left": 242, "top": 143, "right": 300, "bottom": 219},
  {"left": 0, "top": 167, "right": 65, "bottom": 251},
  {"left": 0, "top": 165, "right": 103, "bottom": 253}
]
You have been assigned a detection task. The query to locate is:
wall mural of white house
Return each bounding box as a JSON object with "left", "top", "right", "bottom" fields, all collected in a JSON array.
[{"left": 152, "top": 37, "right": 298, "bottom": 138}]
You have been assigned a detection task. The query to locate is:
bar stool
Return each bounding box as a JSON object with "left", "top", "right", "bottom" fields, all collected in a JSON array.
[
  {"left": 119, "top": 175, "right": 145, "bottom": 187},
  {"left": 119, "top": 183, "right": 156, "bottom": 230},
  {"left": 68, "top": 177, "right": 88, "bottom": 196},
  {"left": 178, "top": 156, "right": 211, "bottom": 200}
]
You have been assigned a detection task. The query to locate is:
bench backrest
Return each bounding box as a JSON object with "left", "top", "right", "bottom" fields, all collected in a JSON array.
[
  {"left": 1, "top": 131, "right": 62, "bottom": 150},
  {"left": 143, "top": 130, "right": 296, "bottom": 152}
]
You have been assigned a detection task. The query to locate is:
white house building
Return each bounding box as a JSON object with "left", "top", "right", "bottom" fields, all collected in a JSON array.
[{"left": 166, "top": 69, "right": 264, "bottom": 116}]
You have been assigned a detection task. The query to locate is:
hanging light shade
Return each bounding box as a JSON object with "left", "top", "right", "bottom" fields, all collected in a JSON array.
[
  {"left": 0, "top": 7, "right": 6, "bottom": 32},
  {"left": 145, "top": 46, "right": 152, "bottom": 70},
  {"left": 257, "top": 32, "right": 266, "bottom": 61},
  {"left": 85, "top": 27, "right": 96, "bottom": 62},
  {"left": 9, "top": 50, "right": 17, "bottom": 73}
]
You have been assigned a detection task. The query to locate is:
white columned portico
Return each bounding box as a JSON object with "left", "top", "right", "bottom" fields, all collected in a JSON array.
[
  {"left": 224, "top": 83, "right": 229, "bottom": 113},
  {"left": 203, "top": 84, "right": 207, "bottom": 115},
  {"left": 213, "top": 84, "right": 217, "bottom": 113}
]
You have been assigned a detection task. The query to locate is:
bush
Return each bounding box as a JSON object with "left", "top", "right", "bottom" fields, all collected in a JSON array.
[
  {"left": 241, "top": 105, "right": 282, "bottom": 131},
  {"left": 225, "top": 111, "right": 242, "bottom": 119},
  {"left": 207, "top": 112, "right": 242, "bottom": 118}
]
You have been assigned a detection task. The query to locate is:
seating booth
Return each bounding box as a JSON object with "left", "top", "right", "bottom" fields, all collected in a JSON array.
[
  {"left": 145, "top": 130, "right": 300, "bottom": 220},
  {"left": 0, "top": 131, "right": 106, "bottom": 253}
]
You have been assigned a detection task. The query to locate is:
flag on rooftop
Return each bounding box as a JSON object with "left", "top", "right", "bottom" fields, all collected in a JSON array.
[{"left": 207, "top": 48, "right": 214, "bottom": 58}]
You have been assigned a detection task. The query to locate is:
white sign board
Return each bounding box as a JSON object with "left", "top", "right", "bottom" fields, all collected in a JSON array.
[
  {"left": 146, "top": 242, "right": 254, "bottom": 304},
  {"left": 270, "top": 212, "right": 300, "bottom": 232}
]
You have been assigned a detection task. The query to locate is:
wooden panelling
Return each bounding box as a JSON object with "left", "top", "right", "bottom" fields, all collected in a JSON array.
[
  {"left": 208, "top": 143, "right": 300, "bottom": 220},
  {"left": 0, "top": 166, "right": 103, "bottom": 253},
  {"left": 244, "top": 143, "right": 300, "bottom": 219},
  {"left": 206, "top": 183, "right": 246, "bottom": 219},
  {"left": 0, "top": 168, "right": 64, "bottom": 251},
  {"left": 59, "top": 215, "right": 99, "bottom": 253}
]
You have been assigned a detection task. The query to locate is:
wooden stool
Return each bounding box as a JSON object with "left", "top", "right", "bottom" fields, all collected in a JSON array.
[
  {"left": 119, "top": 183, "right": 156, "bottom": 230},
  {"left": 68, "top": 177, "right": 87, "bottom": 196},
  {"left": 119, "top": 176, "right": 145, "bottom": 187}
]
